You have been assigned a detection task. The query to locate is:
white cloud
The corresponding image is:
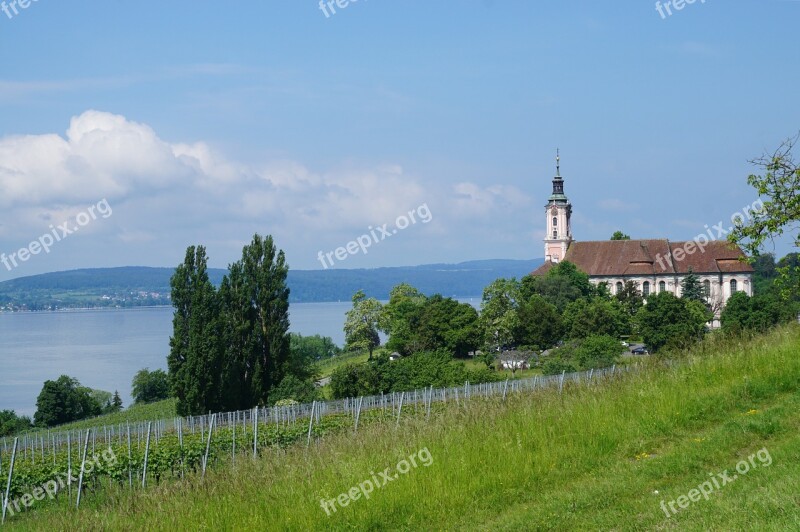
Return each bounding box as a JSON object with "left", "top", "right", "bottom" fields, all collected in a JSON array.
[{"left": 0, "top": 111, "right": 539, "bottom": 273}]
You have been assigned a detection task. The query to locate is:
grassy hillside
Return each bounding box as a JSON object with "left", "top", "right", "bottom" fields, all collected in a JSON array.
[
  {"left": 11, "top": 399, "right": 177, "bottom": 437},
  {"left": 7, "top": 325, "right": 800, "bottom": 530}
]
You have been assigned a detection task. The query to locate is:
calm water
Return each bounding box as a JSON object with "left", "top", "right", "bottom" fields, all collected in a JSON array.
[{"left": 0, "top": 298, "right": 481, "bottom": 416}]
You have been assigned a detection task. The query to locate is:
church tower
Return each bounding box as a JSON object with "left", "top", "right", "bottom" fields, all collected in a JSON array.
[{"left": 543, "top": 150, "right": 572, "bottom": 262}]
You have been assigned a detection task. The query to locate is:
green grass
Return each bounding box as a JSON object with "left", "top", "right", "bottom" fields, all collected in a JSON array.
[
  {"left": 316, "top": 349, "right": 373, "bottom": 378},
  {"left": 7, "top": 325, "right": 800, "bottom": 530}
]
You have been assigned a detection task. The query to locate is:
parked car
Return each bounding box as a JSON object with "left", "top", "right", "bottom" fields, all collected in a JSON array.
[
  {"left": 632, "top": 346, "right": 649, "bottom": 355},
  {"left": 620, "top": 341, "right": 629, "bottom": 347}
]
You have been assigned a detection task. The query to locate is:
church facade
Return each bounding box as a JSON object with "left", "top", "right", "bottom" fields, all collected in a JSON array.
[{"left": 531, "top": 154, "right": 753, "bottom": 327}]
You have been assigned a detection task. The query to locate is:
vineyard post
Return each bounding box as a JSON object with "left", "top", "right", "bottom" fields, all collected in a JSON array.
[
  {"left": 426, "top": 386, "right": 433, "bottom": 420},
  {"left": 252, "top": 407, "right": 258, "bottom": 459},
  {"left": 76, "top": 429, "right": 91, "bottom": 509},
  {"left": 1, "top": 437, "right": 17, "bottom": 524},
  {"left": 306, "top": 401, "right": 316, "bottom": 448},
  {"left": 127, "top": 423, "right": 132, "bottom": 489},
  {"left": 559, "top": 370, "right": 566, "bottom": 394},
  {"left": 502, "top": 378, "right": 509, "bottom": 402},
  {"left": 177, "top": 418, "right": 184, "bottom": 479},
  {"left": 232, "top": 418, "right": 236, "bottom": 465},
  {"left": 396, "top": 392, "right": 405, "bottom": 428},
  {"left": 67, "top": 432, "right": 72, "bottom": 499},
  {"left": 202, "top": 414, "right": 216, "bottom": 477},
  {"left": 354, "top": 396, "right": 363, "bottom": 433},
  {"left": 142, "top": 422, "right": 152, "bottom": 489}
]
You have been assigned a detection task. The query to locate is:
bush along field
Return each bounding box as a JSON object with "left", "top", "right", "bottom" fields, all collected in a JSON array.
[{"left": 3, "top": 324, "right": 800, "bottom": 530}]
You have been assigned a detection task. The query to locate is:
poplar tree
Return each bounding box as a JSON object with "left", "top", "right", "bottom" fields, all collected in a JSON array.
[
  {"left": 168, "top": 246, "right": 222, "bottom": 416},
  {"left": 233, "top": 234, "right": 291, "bottom": 407}
]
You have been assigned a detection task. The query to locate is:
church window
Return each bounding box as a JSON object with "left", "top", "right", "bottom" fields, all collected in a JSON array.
[
  {"left": 616, "top": 282, "right": 623, "bottom": 294},
  {"left": 553, "top": 217, "right": 558, "bottom": 227},
  {"left": 703, "top": 280, "right": 711, "bottom": 297},
  {"left": 552, "top": 230, "right": 557, "bottom": 238},
  {"left": 643, "top": 281, "right": 650, "bottom": 296},
  {"left": 659, "top": 281, "right": 666, "bottom": 293},
  {"left": 730, "top": 279, "right": 737, "bottom": 293}
]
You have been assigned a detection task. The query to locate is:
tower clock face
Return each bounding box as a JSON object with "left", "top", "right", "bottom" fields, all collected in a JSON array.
[{"left": 550, "top": 206, "right": 558, "bottom": 215}]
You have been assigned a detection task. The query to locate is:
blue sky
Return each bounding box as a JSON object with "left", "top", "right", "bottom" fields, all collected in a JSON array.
[{"left": 0, "top": 0, "right": 798, "bottom": 279}]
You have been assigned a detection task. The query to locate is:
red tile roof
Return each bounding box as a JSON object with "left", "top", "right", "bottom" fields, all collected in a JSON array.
[{"left": 531, "top": 239, "right": 753, "bottom": 277}]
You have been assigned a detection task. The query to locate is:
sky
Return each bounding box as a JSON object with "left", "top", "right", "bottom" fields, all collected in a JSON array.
[{"left": 0, "top": 0, "right": 798, "bottom": 281}]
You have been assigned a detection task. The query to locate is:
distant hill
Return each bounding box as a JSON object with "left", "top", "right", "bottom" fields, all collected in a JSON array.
[{"left": 0, "top": 259, "right": 543, "bottom": 310}]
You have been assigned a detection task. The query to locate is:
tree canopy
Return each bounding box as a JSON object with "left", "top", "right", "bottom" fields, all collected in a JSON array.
[
  {"left": 33, "top": 375, "right": 104, "bottom": 427},
  {"left": 132, "top": 368, "right": 171, "bottom": 404},
  {"left": 168, "top": 234, "right": 299, "bottom": 415}
]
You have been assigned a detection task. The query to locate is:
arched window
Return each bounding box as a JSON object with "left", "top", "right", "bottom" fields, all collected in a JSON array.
[
  {"left": 730, "top": 279, "right": 738, "bottom": 293},
  {"left": 552, "top": 230, "right": 557, "bottom": 238},
  {"left": 553, "top": 217, "right": 558, "bottom": 227},
  {"left": 659, "top": 281, "right": 666, "bottom": 293},
  {"left": 616, "top": 282, "right": 623, "bottom": 294},
  {"left": 643, "top": 281, "right": 650, "bottom": 296},
  {"left": 703, "top": 280, "right": 711, "bottom": 297}
]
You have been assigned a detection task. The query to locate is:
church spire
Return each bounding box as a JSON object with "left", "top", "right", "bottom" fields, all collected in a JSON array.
[
  {"left": 556, "top": 148, "right": 560, "bottom": 177},
  {"left": 550, "top": 149, "right": 566, "bottom": 201}
]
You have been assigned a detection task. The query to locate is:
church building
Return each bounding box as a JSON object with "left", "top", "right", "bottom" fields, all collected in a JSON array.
[{"left": 531, "top": 153, "right": 753, "bottom": 327}]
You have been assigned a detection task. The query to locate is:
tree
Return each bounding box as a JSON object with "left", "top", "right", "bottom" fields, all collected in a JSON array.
[
  {"left": 479, "top": 278, "right": 522, "bottom": 351},
  {"left": 132, "top": 369, "right": 171, "bottom": 404},
  {"left": 0, "top": 411, "right": 32, "bottom": 436},
  {"left": 680, "top": 267, "right": 706, "bottom": 303},
  {"left": 615, "top": 280, "right": 644, "bottom": 317},
  {"left": 636, "top": 292, "right": 711, "bottom": 352},
  {"left": 344, "top": 290, "right": 383, "bottom": 359},
  {"left": 775, "top": 252, "right": 800, "bottom": 304},
  {"left": 521, "top": 274, "right": 583, "bottom": 313},
  {"left": 415, "top": 295, "right": 481, "bottom": 358},
  {"left": 611, "top": 231, "right": 631, "bottom": 240},
  {"left": 268, "top": 374, "right": 319, "bottom": 404},
  {"left": 547, "top": 261, "right": 594, "bottom": 298},
  {"left": 112, "top": 391, "right": 123, "bottom": 411},
  {"left": 729, "top": 133, "right": 800, "bottom": 299},
  {"left": 33, "top": 376, "right": 102, "bottom": 427},
  {"left": 380, "top": 283, "right": 426, "bottom": 355},
  {"left": 238, "top": 234, "right": 292, "bottom": 407},
  {"left": 575, "top": 335, "right": 624, "bottom": 369},
  {"left": 169, "top": 235, "right": 292, "bottom": 414},
  {"left": 168, "top": 245, "right": 222, "bottom": 416},
  {"left": 752, "top": 253, "right": 778, "bottom": 294},
  {"left": 720, "top": 291, "right": 785, "bottom": 333},
  {"left": 562, "top": 298, "right": 629, "bottom": 340},
  {"left": 515, "top": 294, "right": 563, "bottom": 349}
]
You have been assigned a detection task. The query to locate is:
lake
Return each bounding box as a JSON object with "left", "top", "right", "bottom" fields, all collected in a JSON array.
[{"left": 0, "top": 298, "right": 481, "bottom": 416}]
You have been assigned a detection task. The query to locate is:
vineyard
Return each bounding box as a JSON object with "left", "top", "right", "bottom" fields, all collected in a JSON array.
[{"left": 1, "top": 365, "right": 631, "bottom": 525}]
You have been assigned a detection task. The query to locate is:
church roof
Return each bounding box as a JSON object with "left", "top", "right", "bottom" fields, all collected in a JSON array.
[{"left": 531, "top": 239, "right": 753, "bottom": 277}]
